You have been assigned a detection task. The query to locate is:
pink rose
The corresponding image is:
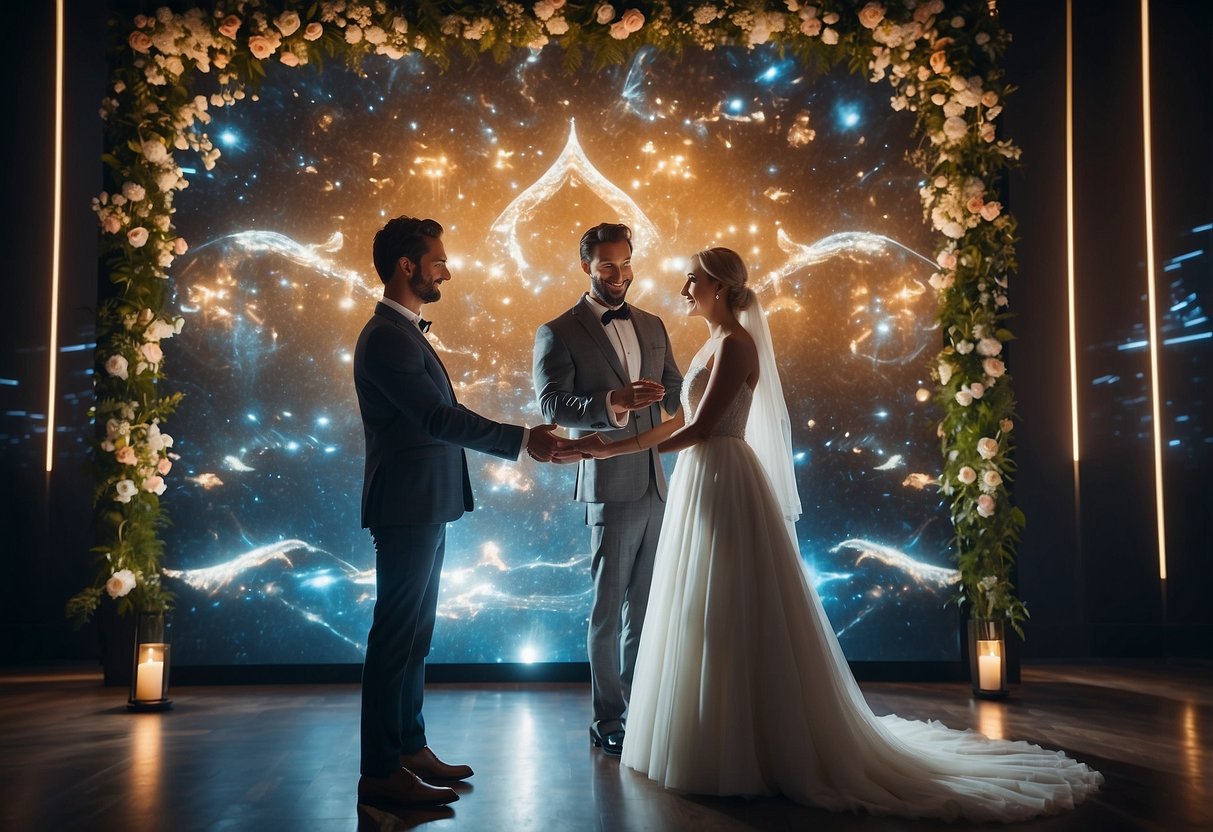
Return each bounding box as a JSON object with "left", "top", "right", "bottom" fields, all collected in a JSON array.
[
  {"left": 280, "top": 52, "right": 300, "bottom": 67},
  {"left": 983, "top": 357, "right": 1006, "bottom": 378},
  {"left": 104, "top": 355, "right": 129, "bottom": 380},
  {"left": 128, "top": 31, "right": 152, "bottom": 53},
  {"left": 957, "top": 466, "right": 977, "bottom": 485},
  {"left": 977, "top": 437, "right": 999, "bottom": 460},
  {"left": 596, "top": 3, "right": 616, "bottom": 24},
  {"left": 218, "top": 15, "right": 241, "bottom": 40},
  {"left": 140, "top": 342, "right": 163, "bottom": 365},
  {"left": 976, "top": 494, "right": 995, "bottom": 518},
  {"left": 142, "top": 474, "right": 167, "bottom": 495},
  {"left": 936, "top": 250, "right": 957, "bottom": 270},
  {"left": 173, "top": 237, "right": 188, "bottom": 255},
  {"left": 800, "top": 17, "right": 822, "bottom": 36},
  {"left": 304, "top": 22, "right": 323, "bottom": 41},
  {"left": 609, "top": 21, "right": 628, "bottom": 39},
  {"left": 127, "top": 227, "right": 149, "bottom": 248},
  {"left": 101, "top": 215, "right": 122, "bottom": 234},
  {"left": 980, "top": 201, "right": 1002, "bottom": 221},
  {"left": 116, "top": 446, "right": 137, "bottom": 465},
  {"left": 929, "top": 50, "right": 949, "bottom": 74},
  {"left": 858, "top": 2, "right": 886, "bottom": 29},
  {"left": 248, "top": 35, "right": 276, "bottom": 60},
  {"left": 106, "top": 569, "right": 137, "bottom": 599},
  {"left": 157, "top": 457, "right": 173, "bottom": 475},
  {"left": 966, "top": 195, "right": 985, "bottom": 214},
  {"left": 620, "top": 8, "right": 645, "bottom": 32}
]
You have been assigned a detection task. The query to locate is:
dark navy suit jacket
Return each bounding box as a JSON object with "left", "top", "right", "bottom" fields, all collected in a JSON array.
[{"left": 354, "top": 302, "right": 525, "bottom": 527}]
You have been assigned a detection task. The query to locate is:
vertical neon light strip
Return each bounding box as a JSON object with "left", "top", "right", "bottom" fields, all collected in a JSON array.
[
  {"left": 46, "top": 0, "right": 65, "bottom": 472},
  {"left": 1139, "top": 0, "right": 1167, "bottom": 581},
  {"left": 1066, "top": 0, "right": 1080, "bottom": 462}
]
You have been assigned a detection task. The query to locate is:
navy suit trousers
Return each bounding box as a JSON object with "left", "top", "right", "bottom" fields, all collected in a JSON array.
[{"left": 359, "top": 523, "right": 445, "bottom": 776}]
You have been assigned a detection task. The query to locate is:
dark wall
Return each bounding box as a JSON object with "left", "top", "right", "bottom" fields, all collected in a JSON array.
[
  {"left": 1005, "top": 0, "right": 1212, "bottom": 658},
  {"left": 2, "top": 0, "right": 107, "bottom": 663},
  {"left": 4, "top": 1, "right": 1209, "bottom": 667}
]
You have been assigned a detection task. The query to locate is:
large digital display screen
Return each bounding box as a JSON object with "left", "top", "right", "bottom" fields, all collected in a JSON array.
[{"left": 162, "top": 44, "right": 958, "bottom": 665}]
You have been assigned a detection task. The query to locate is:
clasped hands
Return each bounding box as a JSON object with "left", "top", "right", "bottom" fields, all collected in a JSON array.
[
  {"left": 526, "top": 425, "right": 611, "bottom": 463},
  {"left": 527, "top": 378, "right": 664, "bottom": 463}
]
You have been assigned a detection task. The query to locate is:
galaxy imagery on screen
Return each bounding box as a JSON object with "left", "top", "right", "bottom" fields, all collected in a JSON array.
[{"left": 161, "top": 43, "right": 961, "bottom": 666}]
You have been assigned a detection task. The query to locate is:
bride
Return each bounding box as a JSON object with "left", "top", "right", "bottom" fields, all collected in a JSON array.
[{"left": 559, "top": 247, "right": 1103, "bottom": 822}]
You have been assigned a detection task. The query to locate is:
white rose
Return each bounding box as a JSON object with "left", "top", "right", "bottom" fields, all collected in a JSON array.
[
  {"left": 596, "top": 3, "right": 616, "bottom": 24},
  {"left": 106, "top": 568, "right": 137, "bottom": 598},
  {"left": 976, "top": 337, "right": 1003, "bottom": 356},
  {"left": 983, "top": 357, "right": 1005, "bottom": 378},
  {"left": 141, "top": 140, "right": 168, "bottom": 165},
  {"left": 274, "top": 10, "right": 301, "bottom": 37},
  {"left": 105, "top": 354, "right": 129, "bottom": 380},
  {"left": 980, "top": 201, "right": 1002, "bottom": 221},
  {"left": 140, "top": 342, "right": 163, "bottom": 366},
  {"left": 957, "top": 466, "right": 977, "bottom": 485},
  {"left": 955, "top": 389, "right": 973, "bottom": 406},
  {"left": 114, "top": 479, "right": 138, "bottom": 503},
  {"left": 982, "top": 469, "right": 1003, "bottom": 489},
  {"left": 938, "top": 361, "right": 954, "bottom": 385},
  {"left": 145, "top": 423, "right": 165, "bottom": 453},
  {"left": 146, "top": 320, "right": 176, "bottom": 341},
  {"left": 122, "top": 182, "right": 146, "bottom": 202},
  {"left": 977, "top": 437, "right": 999, "bottom": 460},
  {"left": 969, "top": 382, "right": 985, "bottom": 399},
  {"left": 304, "top": 22, "right": 324, "bottom": 41},
  {"left": 143, "top": 474, "right": 167, "bottom": 495},
  {"left": 976, "top": 493, "right": 996, "bottom": 518},
  {"left": 821, "top": 27, "right": 839, "bottom": 44},
  {"left": 823, "top": 11, "right": 840, "bottom": 24},
  {"left": 955, "top": 340, "right": 975, "bottom": 355},
  {"left": 126, "top": 226, "right": 149, "bottom": 248},
  {"left": 943, "top": 116, "right": 968, "bottom": 140}
]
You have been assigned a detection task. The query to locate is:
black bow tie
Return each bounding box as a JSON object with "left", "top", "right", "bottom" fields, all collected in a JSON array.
[
  {"left": 601, "top": 304, "right": 631, "bottom": 326},
  {"left": 417, "top": 318, "right": 432, "bottom": 333}
]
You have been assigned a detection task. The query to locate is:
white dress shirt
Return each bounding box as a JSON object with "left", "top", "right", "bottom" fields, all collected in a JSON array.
[{"left": 582, "top": 293, "right": 641, "bottom": 428}]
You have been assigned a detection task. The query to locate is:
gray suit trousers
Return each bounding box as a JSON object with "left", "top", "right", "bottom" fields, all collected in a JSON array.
[{"left": 587, "top": 478, "right": 664, "bottom": 734}]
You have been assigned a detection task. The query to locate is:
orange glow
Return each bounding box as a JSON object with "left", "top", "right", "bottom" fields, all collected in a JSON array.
[
  {"left": 1140, "top": 0, "right": 1168, "bottom": 581},
  {"left": 46, "top": 0, "right": 65, "bottom": 472}
]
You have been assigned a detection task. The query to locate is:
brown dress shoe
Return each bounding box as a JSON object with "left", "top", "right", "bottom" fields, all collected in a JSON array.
[
  {"left": 358, "top": 767, "right": 458, "bottom": 807},
  {"left": 399, "top": 746, "right": 474, "bottom": 782}
]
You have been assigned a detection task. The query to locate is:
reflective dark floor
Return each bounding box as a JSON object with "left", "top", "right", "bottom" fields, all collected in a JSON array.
[{"left": 1, "top": 661, "right": 1209, "bottom": 831}]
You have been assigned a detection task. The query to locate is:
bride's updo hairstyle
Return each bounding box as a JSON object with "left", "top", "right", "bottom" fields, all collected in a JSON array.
[{"left": 694, "top": 247, "right": 756, "bottom": 311}]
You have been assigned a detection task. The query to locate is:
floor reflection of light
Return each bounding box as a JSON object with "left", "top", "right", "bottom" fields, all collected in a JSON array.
[
  {"left": 1182, "top": 701, "right": 1200, "bottom": 790},
  {"left": 131, "top": 715, "right": 163, "bottom": 819},
  {"left": 976, "top": 700, "right": 1005, "bottom": 740}
]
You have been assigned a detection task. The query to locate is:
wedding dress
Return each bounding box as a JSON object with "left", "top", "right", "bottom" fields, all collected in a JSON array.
[{"left": 619, "top": 316, "right": 1103, "bottom": 822}]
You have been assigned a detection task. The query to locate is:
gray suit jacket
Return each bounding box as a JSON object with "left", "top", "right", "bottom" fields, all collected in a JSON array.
[
  {"left": 533, "top": 296, "right": 682, "bottom": 504},
  {"left": 355, "top": 302, "right": 525, "bottom": 527}
]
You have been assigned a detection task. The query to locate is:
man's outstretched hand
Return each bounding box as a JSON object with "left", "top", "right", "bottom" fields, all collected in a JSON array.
[{"left": 525, "top": 424, "right": 566, "bottom": 462}]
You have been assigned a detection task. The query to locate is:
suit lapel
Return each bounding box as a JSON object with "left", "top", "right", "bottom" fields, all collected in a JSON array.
[
  {"left": 572, "top": 299, "right": 628, "bottom": 385},
  {"left": 376, "top": 303, "right": 456, "bottom": 402}
]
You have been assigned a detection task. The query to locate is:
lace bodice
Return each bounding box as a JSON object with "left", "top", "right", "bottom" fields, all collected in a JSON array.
[{"left": 681, "top": 361, "right": 752, "bottom": 440}]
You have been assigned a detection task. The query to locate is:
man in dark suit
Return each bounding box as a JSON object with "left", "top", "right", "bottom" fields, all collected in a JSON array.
[
  {"left": 532, "top": 222, "right": 683, "bottom": 757},
  {"left": 354, "top": 216, "right": 563, "bottom": 807}
]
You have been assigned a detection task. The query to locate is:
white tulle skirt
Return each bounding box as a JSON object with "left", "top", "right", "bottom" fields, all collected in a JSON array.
[{"left": 620, "top": 436, "right": 1103, "bottom": 823}]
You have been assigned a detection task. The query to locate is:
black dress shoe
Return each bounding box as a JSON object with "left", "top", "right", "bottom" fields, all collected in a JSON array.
[{"left": 590, "top": 726, "right": 624, "bottom": 756}]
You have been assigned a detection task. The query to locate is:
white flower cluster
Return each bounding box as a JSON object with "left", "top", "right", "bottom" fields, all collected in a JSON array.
[
  {"left": 101, "top": 415, "right": 178, "bottom": 503},
  {"left": 102, "top": 308, "right": 185, "bottom": 382}
]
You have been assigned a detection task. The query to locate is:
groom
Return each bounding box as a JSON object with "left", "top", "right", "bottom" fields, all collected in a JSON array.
[
  {"left": 532, "top": 222, "right": 682, "bottom": 756},
  {"left": 354, "top": 215, "right": 564, "bottom": 807}
]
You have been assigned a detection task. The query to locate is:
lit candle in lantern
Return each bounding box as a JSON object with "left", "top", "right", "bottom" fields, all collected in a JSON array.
[
  {"left": 977, "top": 639, "right": 1002, "bottom": 691},
  {"left": 135, "top": 646, "right": 165, "bottom": 701}
]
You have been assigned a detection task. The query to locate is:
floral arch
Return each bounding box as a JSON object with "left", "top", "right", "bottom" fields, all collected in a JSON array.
[{"left": 69, "top": 0, "right": 1028, "bottom": 641}]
